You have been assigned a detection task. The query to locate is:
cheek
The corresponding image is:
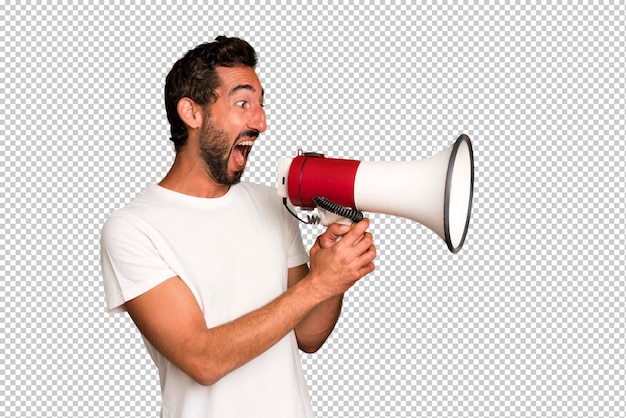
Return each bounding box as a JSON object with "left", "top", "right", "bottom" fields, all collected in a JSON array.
[
  {"left": 219, "top": 113, "right": 247, "bottom": 135},
  {"left": 210, "top": 104, "right": 252, "bottom": 139}
]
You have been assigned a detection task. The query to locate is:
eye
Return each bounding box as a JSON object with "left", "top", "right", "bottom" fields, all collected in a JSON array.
[{"left": 235, "top": 100, "right": 246, "bottom": 108}]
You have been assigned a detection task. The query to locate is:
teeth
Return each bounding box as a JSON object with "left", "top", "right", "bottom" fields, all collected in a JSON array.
[{"left": 238, "top": 140, "right": 255, "bottom": 147}]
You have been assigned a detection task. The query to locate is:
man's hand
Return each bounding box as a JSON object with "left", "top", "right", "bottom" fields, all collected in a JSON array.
[
  {"left": 307, "top": 218, "right": 376, "bottom": 301},
  {"left": 316, "top": 223, "right": 352, "bottom": 248}
]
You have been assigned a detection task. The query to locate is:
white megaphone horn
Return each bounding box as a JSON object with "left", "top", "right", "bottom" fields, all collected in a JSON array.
[{"left": 277, "top": 134, "right": 474, "bottom": 253}]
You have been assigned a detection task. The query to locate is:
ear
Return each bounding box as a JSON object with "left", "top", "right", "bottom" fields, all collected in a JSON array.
[{"left": 177, "top": 98, "right": 204, "bottom": 130}]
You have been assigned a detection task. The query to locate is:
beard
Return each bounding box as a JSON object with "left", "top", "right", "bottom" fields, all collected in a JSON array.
[{"left": 198, "top": 119, "right": 244, "bottom": 187}]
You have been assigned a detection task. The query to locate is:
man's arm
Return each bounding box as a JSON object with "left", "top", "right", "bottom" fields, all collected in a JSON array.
[
  {"left": 124, "top": 219, "right": 375, "bottom": 386},
  {"left": 289, "top": 263, "right": 344, "bottom": 353},
  {"left": 289, "top": 222, "right": 367, "bottom": 353}
]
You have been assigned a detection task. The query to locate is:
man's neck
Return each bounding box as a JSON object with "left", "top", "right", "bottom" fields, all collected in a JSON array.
[{"left": 159, "top": 151, "right": 230, "bottom": 199}]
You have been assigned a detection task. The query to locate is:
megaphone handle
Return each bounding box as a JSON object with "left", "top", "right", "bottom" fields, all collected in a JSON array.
[
  {"left": 316, "top": 203, "right": 370, "bottom": 244},
  {"left": 316, "top": 207, "right": 354, "bottom": 227}
]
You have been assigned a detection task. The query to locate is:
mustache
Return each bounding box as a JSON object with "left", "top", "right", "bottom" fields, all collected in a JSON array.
[{"left": 236, "top": 129, "right": 260, "bottom": 141}]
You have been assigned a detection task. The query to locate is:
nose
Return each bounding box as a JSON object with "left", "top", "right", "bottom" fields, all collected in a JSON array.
[{"left": 249, "top": 104, "right": 267, "bottom": 133}]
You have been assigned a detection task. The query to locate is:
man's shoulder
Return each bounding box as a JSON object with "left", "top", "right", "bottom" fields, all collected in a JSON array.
[
  {"left": 101, "top": 185, "right": 162, "bottom": 231},
  {"left": 236, "top": 181, "right": 280, "bottom": 203}
]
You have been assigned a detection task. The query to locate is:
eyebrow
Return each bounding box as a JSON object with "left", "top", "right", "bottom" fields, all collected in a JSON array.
[{"left": 229, "top": 84, "right": 265, "bottom": 99}]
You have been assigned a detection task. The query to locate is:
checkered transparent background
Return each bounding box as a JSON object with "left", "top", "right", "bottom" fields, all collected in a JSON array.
[{"left": 2, "top": 1, "right": 625, "bottom": 417}]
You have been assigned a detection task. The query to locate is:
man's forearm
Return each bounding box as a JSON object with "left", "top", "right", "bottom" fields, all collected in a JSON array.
[
  {"left": 295, "top": 294, "right": 344, "bottom": 353},
  {"left": 188, "top": 275, "right": 327, "bottom": 386},
  {"left": 288, "top": 263, "right": 344, "bottom": 353}
]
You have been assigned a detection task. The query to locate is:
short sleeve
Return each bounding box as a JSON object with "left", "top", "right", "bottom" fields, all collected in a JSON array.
[{"left": 100, "top": 213, "right": 177, "bottom": 313}]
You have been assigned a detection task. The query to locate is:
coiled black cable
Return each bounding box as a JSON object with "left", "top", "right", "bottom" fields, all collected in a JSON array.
[
  {"left": 282, "top": 196, "right": 364, "bottom": 224},
  {"left": 312, "top": 196, "right": 364, "bottom": 223}
]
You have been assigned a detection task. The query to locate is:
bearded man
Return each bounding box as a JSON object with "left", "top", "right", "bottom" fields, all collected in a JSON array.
[{"left": 100, "top": 36, "right": 376, "bottom": 418}]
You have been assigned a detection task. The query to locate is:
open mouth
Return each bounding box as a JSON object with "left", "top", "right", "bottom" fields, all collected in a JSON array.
[{"left": 233, "top": 140, "right": 254, "bottom": 166}]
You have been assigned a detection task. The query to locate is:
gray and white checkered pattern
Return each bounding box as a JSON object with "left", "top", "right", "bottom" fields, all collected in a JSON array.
[{"left": 2, "top": 1, "right": 625, "bottom": 417}]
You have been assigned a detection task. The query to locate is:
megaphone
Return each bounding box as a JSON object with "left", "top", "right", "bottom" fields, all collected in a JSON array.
[{"left": 277, "top": 134, "right": 474, "bottom": 253}]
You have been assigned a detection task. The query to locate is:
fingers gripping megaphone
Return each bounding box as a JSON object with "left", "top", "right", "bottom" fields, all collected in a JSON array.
[{"left": 277, "top": 134, "right": 474, "bottom": 253}]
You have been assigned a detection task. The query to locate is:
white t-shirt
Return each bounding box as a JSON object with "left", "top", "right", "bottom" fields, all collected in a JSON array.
[{"left": 100, "top": 182, "right": 314, "bottom": 418}]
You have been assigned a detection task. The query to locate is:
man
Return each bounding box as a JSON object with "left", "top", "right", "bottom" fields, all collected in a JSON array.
[{"left": 100, "top": 36, "right": 376, "bottom": 418}]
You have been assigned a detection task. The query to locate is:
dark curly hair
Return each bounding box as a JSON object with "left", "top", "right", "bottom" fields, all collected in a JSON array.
[{"left": 164, "top": 36, "right": 258, "bottom": 151}]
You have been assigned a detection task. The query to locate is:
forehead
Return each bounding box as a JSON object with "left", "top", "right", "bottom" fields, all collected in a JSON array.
[{"left": 215, "top": 66, "right": 263, "bottom": 96}]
